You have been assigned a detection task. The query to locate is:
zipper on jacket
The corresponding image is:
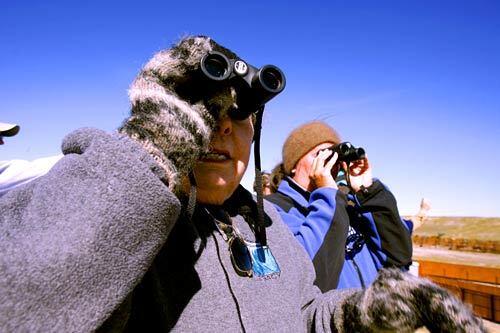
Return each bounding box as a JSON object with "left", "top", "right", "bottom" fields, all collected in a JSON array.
[{"left": 351, "top": 257, "right": 366, "bottom": 289}]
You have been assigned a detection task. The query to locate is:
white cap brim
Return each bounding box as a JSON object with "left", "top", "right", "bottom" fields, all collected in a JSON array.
[{"left": 0, "top": 122, "right": 20, "bottom": 137}]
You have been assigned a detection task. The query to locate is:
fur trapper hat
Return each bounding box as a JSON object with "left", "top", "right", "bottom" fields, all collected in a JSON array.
[{"left": 119, "top": 36, "right": 244, "bottom": 189}]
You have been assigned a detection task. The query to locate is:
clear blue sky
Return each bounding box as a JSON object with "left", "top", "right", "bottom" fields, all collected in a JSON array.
[{"left": 1, "top": 1, "right": 499, "bottom": 217}]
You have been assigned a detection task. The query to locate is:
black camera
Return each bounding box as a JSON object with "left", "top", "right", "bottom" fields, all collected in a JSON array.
[
  {"left": 200, "top": 51, "right": 286, "bottom": 119},
  {"left": 324, "top": 142, "right": 366, "bottom": 163}
]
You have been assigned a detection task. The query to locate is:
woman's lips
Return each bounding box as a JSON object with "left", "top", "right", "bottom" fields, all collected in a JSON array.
[{"left": 200, "top": 149, "right": 231, "bottom": 162}]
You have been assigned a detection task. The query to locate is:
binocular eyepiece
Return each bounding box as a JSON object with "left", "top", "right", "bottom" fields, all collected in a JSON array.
[
  {"left": 200, "top": 51, "right": 286, "bottom": 119},
  {"left": 324, "top": 142, "right": 366, "bottom": 163}
]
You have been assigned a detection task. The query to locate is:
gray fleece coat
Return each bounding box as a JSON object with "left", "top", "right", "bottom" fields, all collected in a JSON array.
[{"left": 0, "top": 128, "right": 354, "bottom": 333}]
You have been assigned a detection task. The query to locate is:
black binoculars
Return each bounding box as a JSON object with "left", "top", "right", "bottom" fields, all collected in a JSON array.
[
  {"left": 200, "top": 51, "right": 286, "bottom": 119},
  {"left": 324, "top": 142, "right": 366, "bottom": 163}
]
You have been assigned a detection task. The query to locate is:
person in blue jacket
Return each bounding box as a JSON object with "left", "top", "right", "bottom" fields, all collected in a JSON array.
[{"left": 266, "top": 121, "right": 413, "bottom": 290}]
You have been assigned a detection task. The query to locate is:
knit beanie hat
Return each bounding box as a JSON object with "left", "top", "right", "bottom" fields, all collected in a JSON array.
[{"left": 282, "top": 121, "right": 341, "bottom": 174}]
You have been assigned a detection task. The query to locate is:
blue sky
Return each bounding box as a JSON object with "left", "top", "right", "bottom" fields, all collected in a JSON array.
[{"left": 1, "top": 1, "right": 499, "bottom": 216}]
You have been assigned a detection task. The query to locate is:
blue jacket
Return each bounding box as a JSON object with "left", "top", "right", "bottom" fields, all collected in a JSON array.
[
  {"left": 266, "top": 177, "right": 412, "bottom": 290},
  {"left": 265, "top": 178, "right": 349, "bottom": 291}
]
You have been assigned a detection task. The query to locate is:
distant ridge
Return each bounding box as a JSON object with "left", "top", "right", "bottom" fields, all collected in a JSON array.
[{"left": 410, "top": 217, "right": 500, "bottom": 254}]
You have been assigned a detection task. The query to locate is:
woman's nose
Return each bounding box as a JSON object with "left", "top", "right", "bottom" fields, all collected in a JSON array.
[{"left": 215, "top": 116, "right": 232, "bottom": 136}]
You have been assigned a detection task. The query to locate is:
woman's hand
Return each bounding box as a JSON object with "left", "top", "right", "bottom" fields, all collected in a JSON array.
[
  {"left": 342, "top": 156, "right": 372, "bottom": 193},
  {"left": 309, "top": 149, "right": 339, "bottom": 189}
]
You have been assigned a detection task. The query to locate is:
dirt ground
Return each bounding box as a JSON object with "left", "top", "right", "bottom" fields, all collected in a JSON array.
[
  {"left": 413, "top": 246, "right": 500, "bottom": 268},
  {"left": 484, "top": 320, "right": 500, "bottom": 333},
  {"left": 415, "top": 320, "right": 500, "bottom": 332}
]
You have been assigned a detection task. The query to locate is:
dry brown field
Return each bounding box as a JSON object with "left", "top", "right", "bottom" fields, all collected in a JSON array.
[{"left": 410, "top": 216, "right": 500, "bottom": 253}]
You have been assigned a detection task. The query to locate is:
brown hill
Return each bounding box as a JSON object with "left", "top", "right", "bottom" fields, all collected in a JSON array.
[{"left": 410, "top": 216, "right": 500, "bottom": 254}]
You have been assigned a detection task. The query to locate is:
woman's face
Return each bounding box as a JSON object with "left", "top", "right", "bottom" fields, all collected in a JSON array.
[
  {"left": 194, "top": 115, "right": 254, "bottom": 205},
  {"left": 292, "top": 142, "right": 335, "bottom": 191}
]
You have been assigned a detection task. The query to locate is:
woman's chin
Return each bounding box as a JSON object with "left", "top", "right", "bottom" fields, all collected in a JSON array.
[
  {"left": 196, "top": 182, "right": 237, "bottom": 205},
  {"left": 193, "top": 166, "right": 245, "bottom": 205},
  {"left": 196, "top": 191, "right": 229, "bottom": 205}
]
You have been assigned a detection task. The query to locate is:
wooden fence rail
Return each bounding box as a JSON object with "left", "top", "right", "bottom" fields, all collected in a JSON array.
[{"left": 418, "top": 260, "right": 500, "bottom": 323}]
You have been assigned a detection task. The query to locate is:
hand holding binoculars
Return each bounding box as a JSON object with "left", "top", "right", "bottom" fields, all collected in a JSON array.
[{"left": 200, "top": 51, "right": 286, "bottom": 119}]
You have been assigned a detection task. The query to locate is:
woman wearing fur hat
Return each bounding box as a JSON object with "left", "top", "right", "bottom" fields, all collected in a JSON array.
[
  {"left": 0, "top": 37, "right": 484, "bottom": 332},
  {"left": 266, "top": 121, "right": 413, "bottom": 290}
]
